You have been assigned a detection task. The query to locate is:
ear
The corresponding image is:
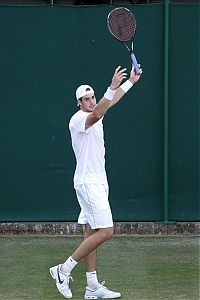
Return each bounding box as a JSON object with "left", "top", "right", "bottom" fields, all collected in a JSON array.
[{"left": 77, "top": 99, "right": 82, "bottom": 107}]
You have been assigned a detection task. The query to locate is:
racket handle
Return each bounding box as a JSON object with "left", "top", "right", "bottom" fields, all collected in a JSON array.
[{"left": 131, "top": 53, "right": 140, "bottom": 75}]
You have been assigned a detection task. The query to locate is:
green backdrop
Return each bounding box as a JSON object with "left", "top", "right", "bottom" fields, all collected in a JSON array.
[{"left": 0, "top": 3, "right": 199, "bottom": 222}]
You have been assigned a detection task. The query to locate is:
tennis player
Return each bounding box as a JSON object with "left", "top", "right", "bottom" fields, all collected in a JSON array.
[{"left": 50, "top": 64, "right": 142, "bottom": 299}]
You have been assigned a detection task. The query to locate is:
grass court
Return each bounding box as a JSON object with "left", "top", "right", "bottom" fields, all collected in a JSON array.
[{"left": 0, "top": 235, "right": 199, "bottom": 300}]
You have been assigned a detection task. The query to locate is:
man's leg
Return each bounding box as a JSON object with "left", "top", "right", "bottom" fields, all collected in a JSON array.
[
  {"left": 70, "top": 183, "right": 113, "bottom": 263},
  {"left": 64, "top": 226, "right": 113, "bottom": 265},
  {"left": 84, "top": 224, "right": 99, "bottom": 290},
  {"left": 80, "top": 225, "right": 121, "bottom": 299},
  {"left": 49, "top": 225, "right": 113, "bottom": 299},
  {"left": 84, "top": 223, "right": 97, "bottom": 272}
]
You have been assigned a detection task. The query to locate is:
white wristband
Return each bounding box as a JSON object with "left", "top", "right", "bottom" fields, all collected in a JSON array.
[
  {"left": 120, "top": 80, "right": 133, "bottom": 93},
  {"left": 104, "top": 87, "right": 116, "bottom": 101}
]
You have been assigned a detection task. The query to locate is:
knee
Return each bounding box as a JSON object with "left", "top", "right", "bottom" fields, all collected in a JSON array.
[
  {"left": 107, "top": 227, "right": 114, "bottom": 239},
  {"left": 100, "top": 227, "right": 114, "bottom": 241}
]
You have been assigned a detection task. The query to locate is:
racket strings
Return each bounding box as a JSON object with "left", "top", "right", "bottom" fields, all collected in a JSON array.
[{"left": 108, "top": 8, "right": 136, "bottom": 42}]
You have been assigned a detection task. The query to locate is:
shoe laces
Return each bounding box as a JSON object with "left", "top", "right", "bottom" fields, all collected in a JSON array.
[
  {"left": 99, "top": 281, "right": 108, "bottom": 290},
  {"left": 59, "top": 269, "right": 73, "bottom": 284},
  {"left": 65, "top": 274, "right": 73, "bottom": 284}
]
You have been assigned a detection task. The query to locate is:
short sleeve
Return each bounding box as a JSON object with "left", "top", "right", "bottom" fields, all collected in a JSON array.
[{"left": 69, "top": 110, "right": 90, "bottom": 133}]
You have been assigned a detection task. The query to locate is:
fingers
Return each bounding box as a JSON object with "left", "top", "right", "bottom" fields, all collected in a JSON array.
[
  {"left": 130, "top": 64, "right": 143, "bottom": 78},
  {"left": 115, "top": 66, "right": 121, "bottom": 73},
  {"left": 115, "top": 66, "right": 127, "bottom": 75},
  {"left": 139, "top": 69, "right": 143, "bottom": 75},
  {"left": 110, "top": 66, "right": 128, "bottom": 90},
  {"left": 136, "top": 68, "right": 143, "bottom": 76},
  {"left": 111, "top": 64, "right": 142, "bottom": 90},
  {"left": 127, "top": 64, "right": 143, "bottom": 84},
  {"left": 137, "top": 64, "right": 143, "bottom": 75},
  {"left": 115, "top": 66, "right": 127, "bottom": 80}
]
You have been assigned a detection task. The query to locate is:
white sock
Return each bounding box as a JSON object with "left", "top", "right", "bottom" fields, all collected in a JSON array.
[
  {"left": 61, "top": 256, "right": 78, "bottom": 274},
  {"left": 86, "top": 271, "right": 99, "bottom": 290}
]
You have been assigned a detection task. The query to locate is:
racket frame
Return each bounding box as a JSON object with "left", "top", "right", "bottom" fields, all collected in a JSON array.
[{"left": 107, "top": 7, "right": 140, "bottom": 75}]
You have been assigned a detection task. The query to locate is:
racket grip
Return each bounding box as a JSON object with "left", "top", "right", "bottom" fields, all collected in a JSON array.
[{"left": 131, "top": 53, "right": 140, "bottom": 75}]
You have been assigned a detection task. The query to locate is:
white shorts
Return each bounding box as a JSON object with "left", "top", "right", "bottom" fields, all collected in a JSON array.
[{"left": 75, "top": 183, "right": 113, "bottom": 230}]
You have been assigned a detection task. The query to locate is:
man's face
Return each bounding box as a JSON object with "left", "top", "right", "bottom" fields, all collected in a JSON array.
[{"left": 78, "top": 93, "right": 96, "bottom": 112}]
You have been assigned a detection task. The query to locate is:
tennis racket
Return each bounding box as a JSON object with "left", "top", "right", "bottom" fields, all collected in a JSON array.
[{"left": 107, "top": 7, "right": 140, "bottom": 75}]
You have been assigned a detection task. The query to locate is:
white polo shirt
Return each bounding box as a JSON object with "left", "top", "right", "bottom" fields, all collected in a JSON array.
[{"left": 69, "top": 110, "right": 108, "bottom": 187}]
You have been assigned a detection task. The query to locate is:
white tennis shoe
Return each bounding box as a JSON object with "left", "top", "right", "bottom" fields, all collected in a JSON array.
[
  {"left": 49, "top": 264, "right": 73, "bottom": 299},
  {"left": 84, "top": 281, "right": 121, "bottom": 299}
]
